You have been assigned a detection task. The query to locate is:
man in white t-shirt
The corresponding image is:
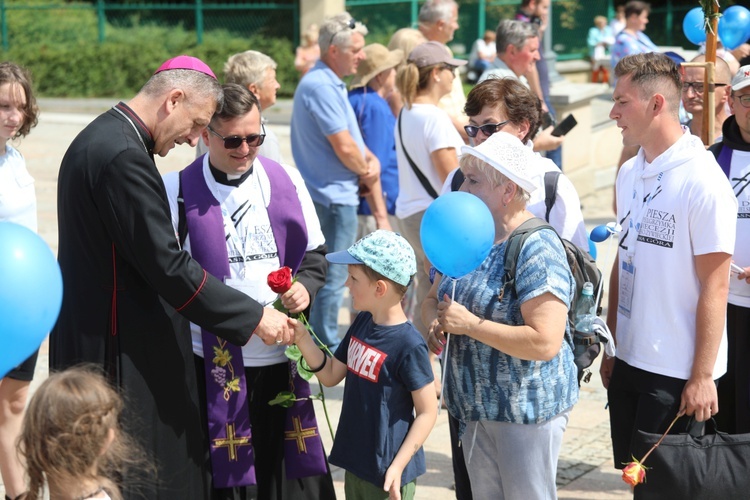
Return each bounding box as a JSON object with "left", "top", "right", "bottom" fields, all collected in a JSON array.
[
  {"left": 708, "top": 65, "right": 750, "bottom": 434},
  {"left": 602, "top": 53, "right": 737, "bottom": 478}
]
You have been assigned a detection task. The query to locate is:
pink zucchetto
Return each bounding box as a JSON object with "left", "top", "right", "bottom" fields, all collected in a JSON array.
[{"left": 154, "top": 55, "right": 216, "bottom": 79}]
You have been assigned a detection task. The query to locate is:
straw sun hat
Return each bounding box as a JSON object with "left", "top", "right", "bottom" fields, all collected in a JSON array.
[{"left": 350, "top": 44, "right": 403, "bottom": 89}]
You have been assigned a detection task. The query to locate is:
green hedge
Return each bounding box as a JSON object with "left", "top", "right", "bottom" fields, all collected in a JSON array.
[{"left": 1, "top": 4, "right": 299, "bottom": 97}]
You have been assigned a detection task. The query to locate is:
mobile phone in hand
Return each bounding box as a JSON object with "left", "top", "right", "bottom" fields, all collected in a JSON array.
[{"left": 551, "top": 114, "right": 577, "bottom": 137}]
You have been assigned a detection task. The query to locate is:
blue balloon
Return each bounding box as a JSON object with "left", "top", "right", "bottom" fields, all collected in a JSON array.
[
  {"left": 683, "top": 7, "right": 706, "bottom": 46},
  {"left": 421, "top": 192, "right": 495, "bottom": 278},
  {"left": 590, "top": 225, "right": 612, "bottom": 243},
  {"left": 588, "top": 238, "right": 598, "bottom": 261},
  {"left": 0, "top": 222, "right": 63, "bottom": 378},
  {"left": 719, "top": 6, "right": 750, "bottom": 50}
]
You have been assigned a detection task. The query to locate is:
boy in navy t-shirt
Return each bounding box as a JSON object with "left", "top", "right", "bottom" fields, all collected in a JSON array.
[{"left": 293, "top": 230, "right": 437, "bottom": 499}]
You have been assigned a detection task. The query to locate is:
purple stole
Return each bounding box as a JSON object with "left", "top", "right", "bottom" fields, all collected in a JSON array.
[
  {"left": 717, "top": 144, "right": 732, "bottom": 179},
  {"left": 181, "top": 155, "right": 328, "bottom": 487}
]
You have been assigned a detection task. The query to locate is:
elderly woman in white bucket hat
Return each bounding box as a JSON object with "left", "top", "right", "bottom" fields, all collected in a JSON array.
[
  {"left": 422, "top": 131, "right": 579, "bottom": 499},
  {"left": 348, "top": 43, "right": 403, "bottom": 236}
]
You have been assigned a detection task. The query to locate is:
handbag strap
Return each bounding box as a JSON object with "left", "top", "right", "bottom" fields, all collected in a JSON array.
[{"left": 398, "top": 110, "right": 439, "bottom": 199}]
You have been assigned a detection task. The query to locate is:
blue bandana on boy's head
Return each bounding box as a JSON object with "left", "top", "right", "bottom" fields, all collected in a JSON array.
[{"left": 326, "top": 230, "right": 416, "bottom": 287}]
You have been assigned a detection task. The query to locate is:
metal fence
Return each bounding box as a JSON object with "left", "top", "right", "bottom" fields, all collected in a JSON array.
[{"left": 0, "top": 0, "right": 299, "bottom": 51}]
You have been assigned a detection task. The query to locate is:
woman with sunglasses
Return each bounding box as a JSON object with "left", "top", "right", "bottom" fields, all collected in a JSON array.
[
  {"left": 393, "top": 41, "right": 465, "bottom": 350},
  {"left": 445, "top": 78, "right": 588, "bottom": 249}
]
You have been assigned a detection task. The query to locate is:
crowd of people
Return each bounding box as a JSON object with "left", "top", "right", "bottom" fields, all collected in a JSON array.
[{"left": 0, "top": 0, "right": 749, "bottom": 499}]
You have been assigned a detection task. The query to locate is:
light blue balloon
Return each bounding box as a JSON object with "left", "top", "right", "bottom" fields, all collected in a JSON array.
[
  {"left": 420, "top": 192, "right": 495, "bottom": 278},
  {"left": 683, "top": 7, "right": 706, "bottom": 46},
  {"left": 719, "top": 6, "right": 750, "bottom": 50},
  {"left": 0, "top": 222, "right": 63, "bottom": 378},
  {"left": 588, "top": 238, "right": 598, "bottom": 261}
]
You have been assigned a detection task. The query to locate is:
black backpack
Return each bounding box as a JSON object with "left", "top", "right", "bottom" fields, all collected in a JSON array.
[{"left": 498, "top": 217, "right": 604, "bottom": 384}]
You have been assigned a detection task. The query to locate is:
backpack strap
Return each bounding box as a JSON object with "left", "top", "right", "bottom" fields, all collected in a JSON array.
[
  {"left": 544, "top": 170, "right": 560, "bottom": 222},
  {"left": 499, "top": 217, "right": 552, "bottom": 300},
  {"left": 398, "top": 110, "right": 439, "bottom": 199}
]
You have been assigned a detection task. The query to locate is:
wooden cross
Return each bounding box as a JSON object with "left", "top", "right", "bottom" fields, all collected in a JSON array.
[
  {"left": 213, "top": 422, "right": 252, "bottom": 462},
  {"left": 284, "top": 415, "right": 318, "bottom": 454}
]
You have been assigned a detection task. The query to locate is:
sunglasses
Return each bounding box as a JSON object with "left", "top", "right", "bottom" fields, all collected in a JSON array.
[
  {"left": 207, "top": 124, "right": 266, "bottom": 149},
  {"left": 328, "top": 18, "right": 357, "bottom": 46},
  {"left": 464, "top": 120, "right": 510, "bottom": 138}
]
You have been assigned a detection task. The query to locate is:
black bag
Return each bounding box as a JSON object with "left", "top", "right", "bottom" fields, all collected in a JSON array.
[
  {"left": 499, "top": 218, "right": 604, "bottom": 383},
  {"left": 632, "top": 419, "right": 750, "bottom": 500}
]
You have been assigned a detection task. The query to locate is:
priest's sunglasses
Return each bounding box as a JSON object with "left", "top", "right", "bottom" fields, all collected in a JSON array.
[
  {"left": 207, "top": 124, "right": 266, "bottom": 149},
  {"left": 464, "top": 120, "right": 510, "bottom": 138}
]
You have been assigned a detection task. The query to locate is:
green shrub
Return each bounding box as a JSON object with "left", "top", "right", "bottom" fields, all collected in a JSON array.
[{"left": 0, "top": 2, "right": 299, "bottom": 97}]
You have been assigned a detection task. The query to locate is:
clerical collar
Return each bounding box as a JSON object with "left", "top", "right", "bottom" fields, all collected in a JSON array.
[
  {"left": 209, "top": 161, "right": 254, "bottom": 186},
  {"left": 114, "top": 102, "right": 155, "bottom": 154}
]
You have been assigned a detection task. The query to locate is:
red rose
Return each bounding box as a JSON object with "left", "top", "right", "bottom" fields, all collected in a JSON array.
[{"left": 268, "top": 266, "right": 293, "bottom": 294}]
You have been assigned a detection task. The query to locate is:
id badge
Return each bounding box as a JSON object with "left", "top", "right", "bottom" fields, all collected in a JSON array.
[
  {"left": 225, "top": 277, "right": 260, "bottom": 301},
  {"left": 618, "top": 260, "right": 635, "bottom": 319}
]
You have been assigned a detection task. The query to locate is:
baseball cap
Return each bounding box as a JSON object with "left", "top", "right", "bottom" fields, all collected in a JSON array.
[
  {"left": 351, "top": 44, "right": 403, "bottom": 89},
  {"left": 155, "top": 55, "right": 217, "bottom": 79},
  {"left": 408, "top": 41, "right": 467, "bottom": 69},
  {"left": 326, "top": 230, "right": 417, "bottom": 287},
  {"left": 461, "top": 131, "right": 538, "bottom": 194},
  {"left": 731, "top": 65, "right": 750, "bottom": 91}
]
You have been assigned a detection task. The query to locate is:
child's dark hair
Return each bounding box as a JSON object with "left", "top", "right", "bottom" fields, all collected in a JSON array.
[
  {"left": 0, "top": 61, "right": 38, "bottom": 138},
  {"left": 19, "top": 366, "right": 150, "bottom": 500},
  {"left": 361, "top": 265, "right": 410, "bottom": 297}
]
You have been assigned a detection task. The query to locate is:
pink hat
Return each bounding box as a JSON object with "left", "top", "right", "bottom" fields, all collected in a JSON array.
[{"left": 154, "top": 55, "right": 216, "bottom": 79}]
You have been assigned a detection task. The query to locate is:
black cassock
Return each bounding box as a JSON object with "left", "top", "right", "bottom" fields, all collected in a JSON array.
[{"left": 51, "top": 104, "right": 264, "bottom": 499}]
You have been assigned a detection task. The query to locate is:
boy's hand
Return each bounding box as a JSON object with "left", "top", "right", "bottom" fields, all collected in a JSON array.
[
  {"left": 383, "top": 466, "right": 403, "bottom": 500},
  {"left": 291, "top": 320, "right": 310, "bottom": 344}
]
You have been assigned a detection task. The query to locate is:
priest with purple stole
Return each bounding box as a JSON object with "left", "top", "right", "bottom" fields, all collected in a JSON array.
[{"left": 163, "top": 83, "right": 334, "bottom": 499}]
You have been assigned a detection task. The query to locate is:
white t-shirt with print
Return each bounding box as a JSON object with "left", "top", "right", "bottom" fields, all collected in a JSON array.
[
  {"left": 728, "top": 149, "right": 750, "bottom": 307},
  {"left": 395, "top": 103, "right": 464, "bottom": 219},
  {"left": 0, "top": 144, "right": 36, "bottom": 231},
  {"left": 163, "top": 156, "right": 325, "bottom": 367},
  {"left": 615, "top": 131, "right": 737, "bottom": 380}
]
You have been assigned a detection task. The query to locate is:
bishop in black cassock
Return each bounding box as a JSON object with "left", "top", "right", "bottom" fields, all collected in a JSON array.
[{"left": 50, "top": 56, "right": 295, "bottom": 499}]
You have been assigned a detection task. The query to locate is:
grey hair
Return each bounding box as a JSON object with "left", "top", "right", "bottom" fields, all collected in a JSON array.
[
  {"left": 224, "top": 50, "right": 277, "bottom": 88},
  {"left": 459, "top": 153, "right": 530, "bottom": 204},
  {"left": 139, "top": 69, "right": 223, "bottom": 111},
  {"left": 319, "top": 12, "right": 368, "bottom": 53},
  {"left": 418, "top": 0, "right": 458, "bottom": 26},
  {"left": 495, "top": 19, "right": 539, "bottom": 54}
]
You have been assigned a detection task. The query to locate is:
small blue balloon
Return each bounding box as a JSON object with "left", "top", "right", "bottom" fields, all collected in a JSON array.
[
  {"left": 588, "top": 238, "right": 598, "bottom": 261},
  {"left": 683, "top": 7, "right": 706, "bottom": 46},
  {"left": 719, "top": 6, "right": 750, "bottom": 50},
  {"left": 421, "top": 192, "right": 495, "bottom": 278},
  {"left": 0, "top": 222, "right": 63, "bottom": 378},
  {"left": 590, "top": 225, "right": 612, "bottom": 243}
]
